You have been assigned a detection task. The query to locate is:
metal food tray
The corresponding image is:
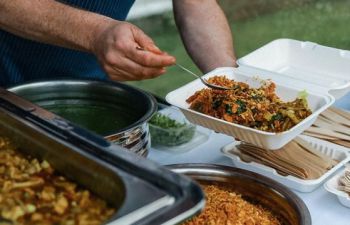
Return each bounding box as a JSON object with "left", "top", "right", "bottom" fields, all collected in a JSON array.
[
  {"left": 0, "top": 88, "right": 205, "bottom": 225},
  {"left": 168, "top": 164, "right": 311, "bottom": 225},
  {"left": 9, "top": 79, "right": 158, "bottom": 157}
]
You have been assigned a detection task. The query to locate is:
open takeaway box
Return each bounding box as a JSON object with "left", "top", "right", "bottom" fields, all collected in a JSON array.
[{"left": 166, "top": 39, "right": 350, "bottom": 149}]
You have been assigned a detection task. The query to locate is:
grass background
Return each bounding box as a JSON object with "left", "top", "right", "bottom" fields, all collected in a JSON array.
[{"left": 127, "top": 0, "right": 350, "bottom": 97}]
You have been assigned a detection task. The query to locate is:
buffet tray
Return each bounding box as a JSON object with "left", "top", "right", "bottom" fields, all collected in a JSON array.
[
  {"left": 168, "top": 164, "right": 311, "bottom": 225},
  {"left": 0, "top": 88, "right": 205, "bottom": 225}
]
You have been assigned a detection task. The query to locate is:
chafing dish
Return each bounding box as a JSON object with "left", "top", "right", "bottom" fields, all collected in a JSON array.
[
  {"left": 0, "top": 88, "right": 204, "bottom": 224},
  {"left": 168, "top": 163, "right": 312, "bottom": 225},
  {"left": 9, "top": 79, "right": 156, "bottom": 157}
]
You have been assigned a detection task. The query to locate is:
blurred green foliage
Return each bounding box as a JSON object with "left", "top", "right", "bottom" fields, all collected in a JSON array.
[
  {"left": 220, "top": 0, "right": 315, "bottom": 20},
  {"left": 128, "top": 0, "right": 350, "bottom": 97}
]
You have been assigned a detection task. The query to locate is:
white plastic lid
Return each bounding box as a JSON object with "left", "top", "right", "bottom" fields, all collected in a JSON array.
[{"left": 237, "top": 39, "right": 350, "bottom": 100}]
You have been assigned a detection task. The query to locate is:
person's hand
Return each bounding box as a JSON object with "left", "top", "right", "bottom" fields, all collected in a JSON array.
[{"left": 92, "top": 21, "right": 175, "bottom": 81}]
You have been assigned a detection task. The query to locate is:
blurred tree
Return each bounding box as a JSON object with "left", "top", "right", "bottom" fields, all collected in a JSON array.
[
  {"left": 128, "top": 0, "right": 350, "bottom": 97},
  {"left": 219, "top": 0, "right": 316, "bottom": 21}
]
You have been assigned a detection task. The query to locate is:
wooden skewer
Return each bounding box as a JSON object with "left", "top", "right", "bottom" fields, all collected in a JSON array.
[
  {"left": 315, "top": 117, "right": 350, "bottom": 135},
  {"left": 314, "top": 118, "right": 350, "bottom": 137},
  {"left": 338, "top": 167, "right": 350, "bottom": 195},
  {"left": 237, "top": 143, "right": 308, "bottom": 175},
  {"left": 236, "top": 146, "right": 308, "bottom": 179},
  {"left": 280, "top": 141, "right": 328, "bottom": 178},
  {"left": 240, "top": 152, "right": 306, "bottom": 178},
  {"left": 306, "top": 127, "right": 350, "bottom": 141},
  {"left": 294, "top": 137, "right": 337, "bottom": 168},
  {"left": 333, "top": 140, "right": 350, "bottom": 148},
  {"left": 328, "top": 107, "right": 350, "bottom": 122},
  {"left": 247, "top": 145, "right": 309, "bottom": 176},
  {"left": 321, "top": 109, "right": 350, "bottom": 127},
  {"left": 235, "top": 139, "right": 336, "bottom": 180},
  {"left": 302, "top": 131, "right": 338, "bottom": 140}
]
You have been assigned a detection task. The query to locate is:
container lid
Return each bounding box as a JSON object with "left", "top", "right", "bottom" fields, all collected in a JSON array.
[
  {"left": 237, "top": 39, "right": 350, "bottom": 100},
  {"left": 0, "top": 88, "right": 205, "bottom": 225}
]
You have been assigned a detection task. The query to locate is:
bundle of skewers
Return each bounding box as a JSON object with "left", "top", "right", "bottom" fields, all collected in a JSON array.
[
  {"left": 233, "top": 137, "right": 338, "bottom": 180},
  {"left": 303, "top": 107, "right": 350, "bottom": 148}
]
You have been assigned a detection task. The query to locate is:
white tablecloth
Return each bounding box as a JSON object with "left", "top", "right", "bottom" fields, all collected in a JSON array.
[{"left": 149, "top": 104, "right": 350, "bottom": 225}]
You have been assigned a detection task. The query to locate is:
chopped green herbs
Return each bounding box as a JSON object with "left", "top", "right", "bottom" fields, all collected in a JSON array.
[
  {"left": 212, "top": 99, "right": 222, "bottom": 110},
  {"left": 236, "top": 100, "right": 247, "bottom": 114},
  {"left": 225, "top": 104, "right": 233, "bottom": 114},
  {"left": 271, "top": 113, "right": 283, "bottom": 122},
  {"left": 149, "top": 113, "right": 195, "bottom": 146}
]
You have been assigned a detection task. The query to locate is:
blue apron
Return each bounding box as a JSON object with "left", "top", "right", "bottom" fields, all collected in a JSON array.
[{"left": 0, "top": 0, "right": 135, "bottom": 87}]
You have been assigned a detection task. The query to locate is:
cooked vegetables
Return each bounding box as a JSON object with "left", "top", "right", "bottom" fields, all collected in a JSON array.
[
  {"left": 149, "top": 113, "right": 195, "bottom": 146},
  {"left": 0, "top": 138, "right": 115, "bottom": 225},
  {"left": 186, "top": 76, "right": 312, "bottom": 132}
]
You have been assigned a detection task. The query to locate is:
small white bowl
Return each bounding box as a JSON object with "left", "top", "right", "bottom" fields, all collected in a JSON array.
[{"left": 324, "top": 170, "right": 350, "bottom": 208}]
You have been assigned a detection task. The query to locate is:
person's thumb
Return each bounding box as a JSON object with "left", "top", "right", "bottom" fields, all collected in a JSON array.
[{"left": 132, "top": 26, "right": 163, "bottom": 54}]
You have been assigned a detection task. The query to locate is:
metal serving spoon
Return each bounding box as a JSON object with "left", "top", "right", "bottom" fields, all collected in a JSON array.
[{"left": 135, "top": 46, "right": 235, "bottom": 91}]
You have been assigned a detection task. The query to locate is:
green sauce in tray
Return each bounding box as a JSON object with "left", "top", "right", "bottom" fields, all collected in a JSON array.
[
  {"left": 43, "top": 104, "right": 137, "bottom": 136},
  {"left": 9, "top": 84, "right": 147, "bottom": 137}
]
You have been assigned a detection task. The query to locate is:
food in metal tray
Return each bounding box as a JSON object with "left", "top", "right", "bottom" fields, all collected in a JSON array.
[
  {"left": 183, "top": 183, "right": 281, "bottom": 225},
  {"left": 186, "top": 76, "right": 312, "bottom": 133},
  {"left": 0, "top": 138, "right": 115, "bottom": 225}
]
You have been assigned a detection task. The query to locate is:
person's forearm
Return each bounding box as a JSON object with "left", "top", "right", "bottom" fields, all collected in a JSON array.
[
  {"left": 173, "top": 0, "right": 236, "bottom": 73},
  {"left": 0, "top": 0, "right": 113, "bottom": 52}
]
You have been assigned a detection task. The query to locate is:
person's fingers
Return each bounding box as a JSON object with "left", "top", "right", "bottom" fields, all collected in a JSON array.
[
  {"left": 103, "top": 65, "right": 132, "bottom": 81},
  {"left": 131, "top": 26, "right": 163, "bottom": 55},
  {"left": 108, "top": 66, "right": 166, "bottom": 81},
  {"left": 126, "top": 46, "right": 176, "bottom": 68},
  {"left": 117, "top": 56, "right": 167, "bottom": 78},
  {"left": 104, "top": 57, "right": 166, "bottom": 81},
  {"left": 100, "top": 44, "right": 168, "bottom": 80},
  {"left": 96, "top": 23, "right": 173, "bottom": 80}
]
